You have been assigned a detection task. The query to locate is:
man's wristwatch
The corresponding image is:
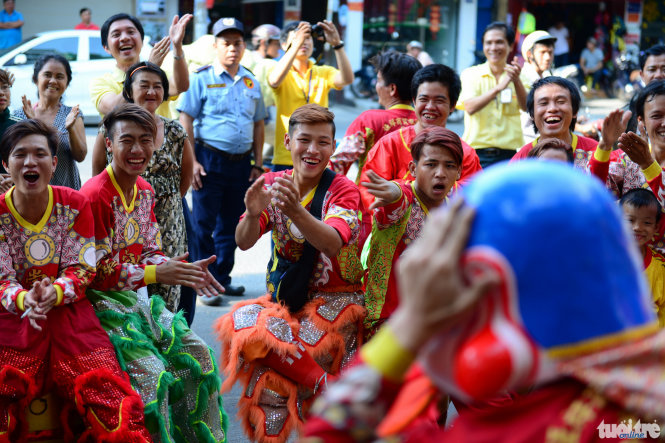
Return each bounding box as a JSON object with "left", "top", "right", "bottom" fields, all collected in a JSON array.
[
  {"left": 332, "top": 41, "right": 345, "bottom": 50},
  {"left": 173, "top": 53, "right": 184, "bottom": 61},
  {"left": 252, "top": 165, "right": 264, "bottom": 174}
]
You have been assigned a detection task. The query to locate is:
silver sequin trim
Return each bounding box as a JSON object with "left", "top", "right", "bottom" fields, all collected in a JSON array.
[
  {"left": 233, "top": 304, "right": 264, "bottom": 330},
  {"left": 298, "top": 318, "right": 325, "bottom": 346},
  {"left": 315, "top": 292, "right": 365, "bottom": 322},
  {"left": 266, "top": 316, "right": 294, "bottom": 343}
]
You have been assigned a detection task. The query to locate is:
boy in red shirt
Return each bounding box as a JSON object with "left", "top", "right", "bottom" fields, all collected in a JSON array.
[
  {"left": 80, "top": 104, "right": 227, "bottom": 442},
  {"left": 217, "top": 104, "right": 366, "bottom": 443},
  {"left": 620, "top": 188, "right": 665, "bottom": 326},
  {"left": 358, "top": 64, "right": 481, "bottom": 209},
  {"left": 361, "top": 126, "right": 463, "bottom": 334},
  {"left": 0, "top": 120, "right": 150, "bottom": 441},
  {"left": 329, "top": 52, "right": 421, "bottom": 177}
]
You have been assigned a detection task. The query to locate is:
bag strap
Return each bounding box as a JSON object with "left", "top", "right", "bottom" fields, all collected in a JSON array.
[{"left": 308, "top": 168, "right": 336, "bottom": 220}]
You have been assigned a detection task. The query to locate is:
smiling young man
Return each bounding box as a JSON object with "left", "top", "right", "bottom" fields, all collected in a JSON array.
[
  {"left": 513, "top": 76, "right": 645, "bottom": 197},
  {"left": 218, "top": 104, "right": 366, "bottom": 443},
  {"left": 90, "top": 12, "right": 191, "bottom": 119},
  {"left": 0, "top": 119, "right": 151, "bottom": 441},
  {"left": 459, "top": 22, "right": 527, "bottom": 167},
  {"left": 329, "top": 51, "right": 421, "bottom": 178},
  {"left": 358, "top": 63, "right": 481, "bottom": 210},
  {"left": 80, "top": 104, "right": 227, "bottom": 442},
  {"left": 361, "top": 126, "right": 463, "bottom": 335},
  {"left": 268, "top": 20, "right": 354, "bottom": 170}
]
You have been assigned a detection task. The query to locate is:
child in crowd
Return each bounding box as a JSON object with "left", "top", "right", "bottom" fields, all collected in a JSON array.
[
  {"left": 362, "top": 126, "right": 463, "bottom": 335},
  {"left": 0, "top": 120, "right": 150, "bottom": 441},
  {"left": 80, "top": 104, "right": 227, "bottom": 442},
  {"left": 620, "top": 188, "right": 665, "bottom": 326},
  {"left": 526, "top": 137, "right": 574, "bottom": 163},
  {"left": 217, "top": 104, "right": 366, "bottom": 443}
]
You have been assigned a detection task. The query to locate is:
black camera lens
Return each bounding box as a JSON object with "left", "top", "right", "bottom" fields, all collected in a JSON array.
[{"left": 311, "top": 24, "right": 326, "bottom": 41}]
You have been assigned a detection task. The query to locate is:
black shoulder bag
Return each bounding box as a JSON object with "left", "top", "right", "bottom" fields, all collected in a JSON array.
[{"left": 267, "top": 169, "right": 336, "bottom": 312}]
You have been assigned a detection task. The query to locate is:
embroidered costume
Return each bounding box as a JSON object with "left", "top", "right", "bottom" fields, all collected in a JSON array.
[
  {"left": 216, "top": 170, "right": 366, "bottom": 443},
  {"left": 358, "top": 125, "right": 481, "bottom": 210},
  {"left": 364, "top": 180, "right": 434, "bottom": 335},
  {"left": 0, "top": 185, "right": 150, "bottom": 442},
  {"left": 643, "top": 246, "right": 665, "bottom": 327},
  {"left": 81, "top": 166, "right": 227, "bottom": 443}
]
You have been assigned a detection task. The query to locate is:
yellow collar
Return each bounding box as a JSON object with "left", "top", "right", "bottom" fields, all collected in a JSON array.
[
  {"left": 411, "top": 182, "right": 429, "bottom": 216},
  {"left": 388, "top": 104, "right": 415, "bottom": 111},
  {"left": 532, "top": 132, "right": 579, "bottom": 152},
  {"left": 300, "top": 184, "right": 318, "bottom": 207},
  {"left": 5, "top": 185, "right": 53, "bottom": 233},
  {"left": 107, "top": 164, "right": 137, "bottom": 212}
]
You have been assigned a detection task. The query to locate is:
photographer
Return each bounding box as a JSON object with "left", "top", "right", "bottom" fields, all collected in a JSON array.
[{"left": 268, "top": 20, "right": 354, "bottom": 171}]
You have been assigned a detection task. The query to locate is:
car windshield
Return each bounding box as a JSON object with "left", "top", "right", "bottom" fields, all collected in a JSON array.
[{"left": 0, "top": 35, "right": 37, "bottom": 57}]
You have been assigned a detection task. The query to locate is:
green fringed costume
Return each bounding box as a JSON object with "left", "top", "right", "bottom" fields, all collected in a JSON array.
[{"left": 81, "top": 167, "right": 227, "bottom": 442}]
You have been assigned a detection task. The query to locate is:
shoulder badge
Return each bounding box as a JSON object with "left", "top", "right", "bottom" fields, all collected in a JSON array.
[
  {"left": 195, "top": 64, "right": 212, "bottom": 73},
  {"left": 243, "top": 77, "right": 255, "bottom": 89}
]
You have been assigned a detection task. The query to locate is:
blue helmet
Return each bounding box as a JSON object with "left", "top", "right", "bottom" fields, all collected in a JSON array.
[{"left": 420, "top": 161, "right": 656, "bottom": 401}]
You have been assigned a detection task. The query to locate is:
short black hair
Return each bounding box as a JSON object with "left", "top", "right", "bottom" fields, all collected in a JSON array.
[
  {"left": 410, "top": 64, "right": 461, "bottom": 108},
  {"left": 32, "top": 53, "right": 72, "bottom": 88},
  {"left": 482, "top": 22, "right": 515, "bottom": 46},
  {"left": 101, "top": 13, "right": 144, "bottom": 48},
  {"left": 527, "top": 76, "right": 581, "bottom": 133},
  {"left": 370, "top": 52, "right": 422, "bottom": 102},
  {"left": 635, "top": 79, "right": 665, "bottom": 120},
  {"left": 80, "top": 7, "right": 90, "bottom": 15},
  {"left": 123, "top": 61, "right": 169, "bottom": 103},
  {"left": 0, "top": 119, "right": 58, "bottom": 164},
  {"left": 103, "top": 103, "right": 157, "bottom": 141},
  {"left": 640, "top": 44, "right": 665, "bottom": 71},
  {"left": 280, "top": 21, "right": 300, "bottom": 44},
  {"left": 620, "top": 188, "right": 662, "bottom": 222}
]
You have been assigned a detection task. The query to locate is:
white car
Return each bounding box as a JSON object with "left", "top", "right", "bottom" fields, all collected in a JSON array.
[{"left": 0, "top": 30, "right": 152, "bottom": 125}]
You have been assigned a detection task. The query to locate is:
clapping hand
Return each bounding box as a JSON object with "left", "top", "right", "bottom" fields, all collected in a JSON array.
[{"left": 65, "top": 104, "right": 80, "bottom": 130}]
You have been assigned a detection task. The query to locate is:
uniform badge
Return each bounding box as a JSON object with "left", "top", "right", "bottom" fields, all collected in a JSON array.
[{"left": 244, "top": 78, "right": 254, "bottom": 89}]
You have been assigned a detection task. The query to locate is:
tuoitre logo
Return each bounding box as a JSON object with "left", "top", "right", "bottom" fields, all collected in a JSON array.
[{"left": 597, "top": 419, "right": 660, "bottom": 439}]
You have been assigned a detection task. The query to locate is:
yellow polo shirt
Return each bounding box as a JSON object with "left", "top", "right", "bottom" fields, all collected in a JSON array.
[
  {"left": 90, "top": 66, "right": 178, "bottom": 119},
  {"left": 458, "top": 62, "right": 524, "bottom": 151},
  {"left": 270, "top": 60, "right": 339, "bottom": 165}
]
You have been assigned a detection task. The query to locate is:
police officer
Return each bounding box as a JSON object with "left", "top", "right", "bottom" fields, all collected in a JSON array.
[{"left": 179, "top": 17, "right": 266, "bottom": 303}]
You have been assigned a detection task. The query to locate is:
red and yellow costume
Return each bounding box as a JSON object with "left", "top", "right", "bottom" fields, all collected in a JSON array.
[
  {"left": 643, "top": 246, "right": 665, "bottom": 327},
  {"left": 81, "top": 166, "right": 227, "bottom": 442},
  {"left": 0, "top": 185, "right": 150, "bottom": 442},
  {"left": 329, "top": 105, "right": 417, "bottom": 178},
  {"left": 358, "top": 125, "right": 481, "bottom": 209},
  {"left": 364, "top": 180, "right": 438, "bottom": 335},
  {"left": 216, "top": 170, "right": 367, "bottom": 443}
]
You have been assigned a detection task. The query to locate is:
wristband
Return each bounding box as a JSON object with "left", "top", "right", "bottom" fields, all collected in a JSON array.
[
  {"left": 333, "top": 42, "right": 345, "bottom": 50},
  {"left": 173, "top": 54, "right": 184, "bottom": 61},
  {"left": 252, "top": 165, "right": 265, "bottom": 173}
]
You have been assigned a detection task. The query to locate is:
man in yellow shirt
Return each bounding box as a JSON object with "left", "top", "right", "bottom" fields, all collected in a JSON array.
[
  {"left": 459, "top": 22, "right": 527, "bottom": 167},
  {"left": 90, "top": 12, "right": 191, "bottom": 119},
  {"left": 268, "top": 20, "right": 354, "bottom": 170}
]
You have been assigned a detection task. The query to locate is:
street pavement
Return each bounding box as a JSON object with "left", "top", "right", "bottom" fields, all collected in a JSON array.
[{"left": 81, "top": 93, "right": 625, "bottom": 442}]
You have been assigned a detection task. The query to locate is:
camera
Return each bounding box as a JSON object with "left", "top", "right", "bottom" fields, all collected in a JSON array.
[{"left": 311, "top": 24, "right": 326, "bottom": 41}]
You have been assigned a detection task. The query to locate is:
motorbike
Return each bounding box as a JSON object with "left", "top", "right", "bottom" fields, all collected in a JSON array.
[{"left": 610, "top": 43, "right": 642, "bottom": 101}]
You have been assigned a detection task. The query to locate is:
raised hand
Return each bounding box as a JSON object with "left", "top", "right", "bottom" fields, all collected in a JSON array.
[
  {"left": 244, "top": 175, "right": 271, "bottom": 217},
  {"left": 65, "top": 104, "right": 80, "bottom": 130},
  {"left": 619, "top": 131, "right": 655, "bottom": 170},
  {"left": 317, "top": 20, "right": 342, "bottom": 46},
  {"left": 598, "top": 109, "right": 632, "bottom": 151},
  {"left": 21, "top": 95, "right": 35, "bottom": 119},
  {"left": 361, "top": 170, "right": 401, "bottom": 210},
  {"left": 148, "top": 36, "right": 171, "bottom": 67},
  {"left": 291, "top": 21, "right": 311, "bottom": 50},
  {"left": 271, "top": 174, "right": 302, "bottom": 219},
  {"left": 169, "top": 14, "right": 193, "bottom": 49},
  {"left": 0, "top": 173, "right": 13, "bottom": 193}
]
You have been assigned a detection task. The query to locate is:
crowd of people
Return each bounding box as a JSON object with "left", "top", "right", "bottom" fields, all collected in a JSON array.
[{"left": 0, "top": 7, "right": 663, "bottom": 443}]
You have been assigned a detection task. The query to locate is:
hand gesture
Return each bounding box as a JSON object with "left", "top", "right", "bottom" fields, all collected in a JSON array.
[
  {"left": 191, "top": 255, "right": 225, "bottom": 298},
  {"left": 391, "top": 199, "right": 498, "bottom": 352},
  {"left": 148, "top": 36, "right": 171, "bottom": 67},
  {"left": 618, "top": 129, "right": 654, "bottom": 170},
  {"left": 65, "top": 104, "right": 80, "bottom": 130},
  {"left": 0, "top": 173, "right": 13, "bottom": 193},
  {"left": 317, "top": 20, "right": 342, "bottom": 46},
  {"left": 291, "top": 21, "right": 311, "bottom": 50},
  {"left": 21, "top": 95, "right": 35, "bottom": 119},
  {"left": 7, "top": 71, "right": 14, "bottom": 87},
  {"left": 249, "top": 166, "right": 263, "bottom": 182},
  {"left": 22, "top": 278, "right": 57, "bottom": 331},
  {"left": 598, "top": 109, "right": 632, "bottom": 151},
  {"left": 192, "top": 161, "right": 206, "bottom": 191},
  {"left": 244, "top": 176, "right": 271, "bottom": 217},
  {"left": 361, "top": 170, "right": 401, "bottom": 210},
  {"left": 155, "top": 253, "right": 208, "bottom": 288},
  {"left": 271, "top": 174, "right": 303, "bottom": 219},
  {"left": 169, "top": 14, "right": 192, "bottom": 50}
]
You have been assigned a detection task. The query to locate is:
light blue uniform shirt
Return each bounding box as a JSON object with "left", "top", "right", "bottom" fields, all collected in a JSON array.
[
  {"left": 178, "top": 61, "right": 266, "bottom": 154},
  {"left": 0, "top": 11, "right": 22, "bottom": 49}
]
